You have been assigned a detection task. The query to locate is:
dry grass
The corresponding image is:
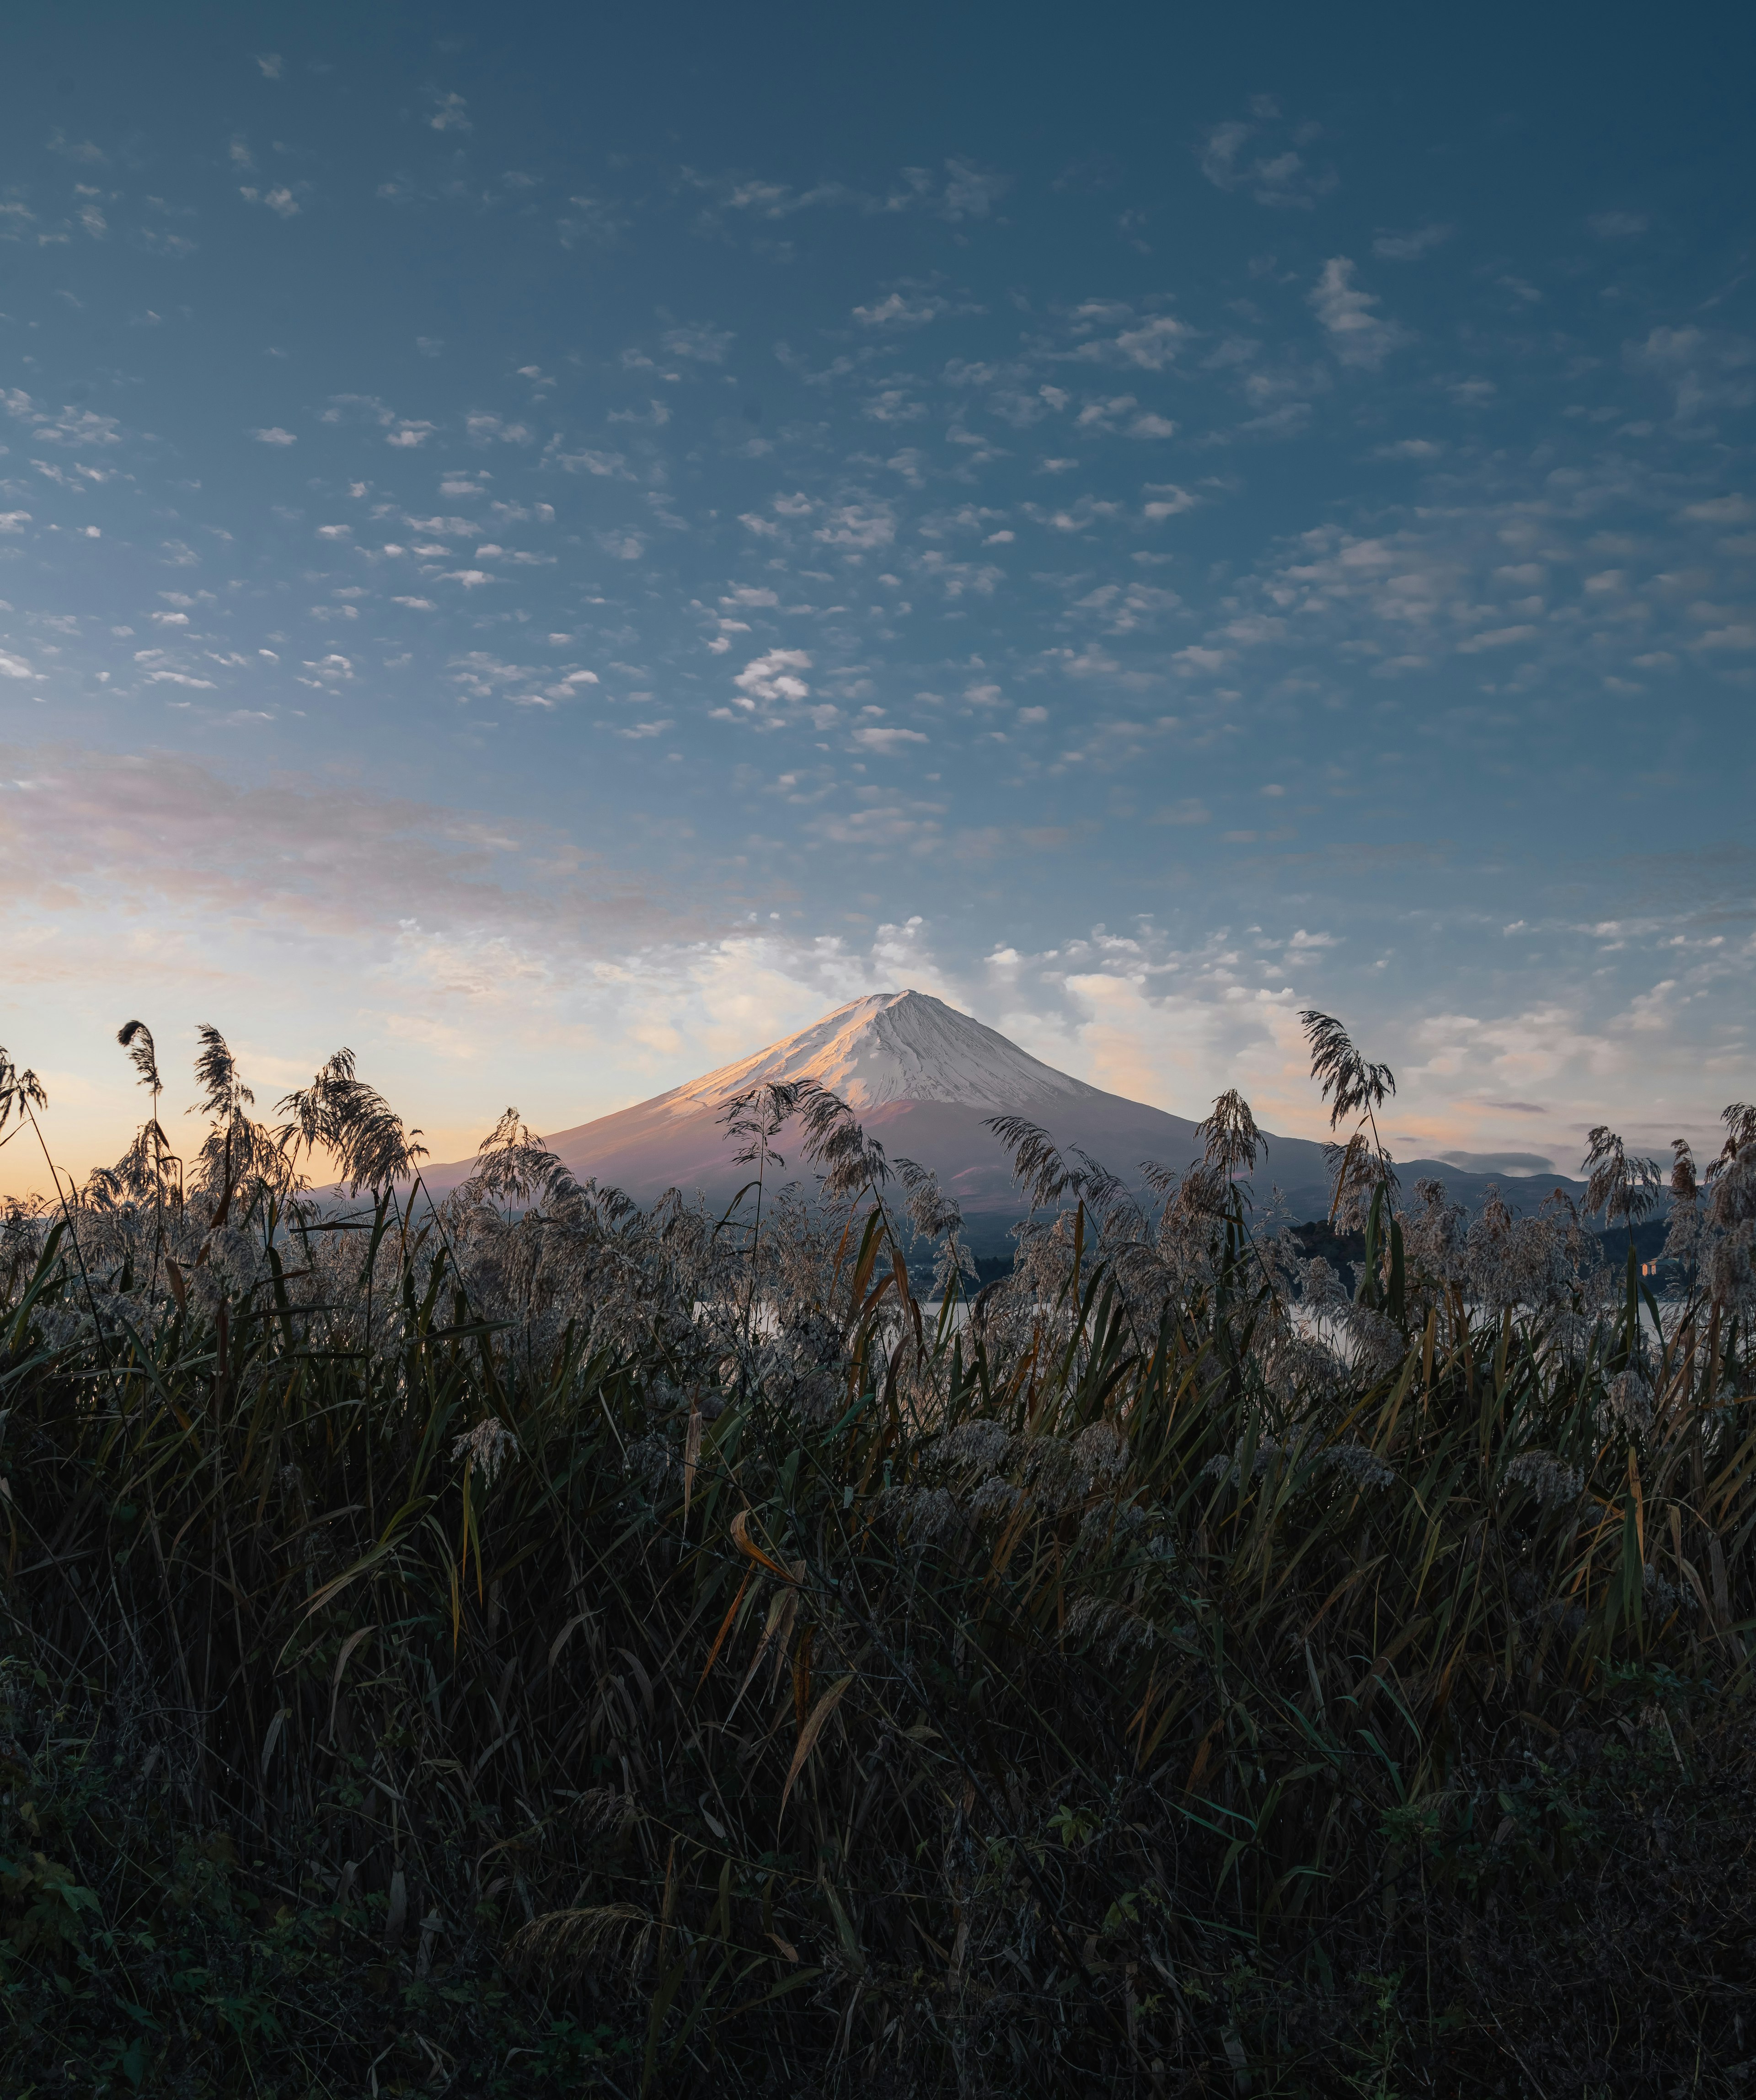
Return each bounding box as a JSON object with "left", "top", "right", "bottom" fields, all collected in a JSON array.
[{"left": 0, "top": 1028, "right": 1753, "bottom": 2095}]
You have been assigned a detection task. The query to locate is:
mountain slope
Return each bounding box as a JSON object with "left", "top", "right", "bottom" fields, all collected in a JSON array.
[{"left": 417, "top": 990, "right": 1583, "bottom": 1247}]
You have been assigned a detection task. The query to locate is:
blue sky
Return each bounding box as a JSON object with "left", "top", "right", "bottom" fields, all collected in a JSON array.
[{"left": 3, "top": 0, "right": 1753, "bottom": 1190}]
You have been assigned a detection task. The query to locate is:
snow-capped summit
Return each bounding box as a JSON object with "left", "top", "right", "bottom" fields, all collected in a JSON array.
[
  {"left": 658, "top": 990, "right": 1102, "bottom": 1116},
  {"left": 410, "top": 987, "right": 1243, "bottom": 1249}
]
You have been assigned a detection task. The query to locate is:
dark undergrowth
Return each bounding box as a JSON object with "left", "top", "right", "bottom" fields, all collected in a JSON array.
[{"left": 1, "top": 1026, "right": 1754, "bottom": 2096}]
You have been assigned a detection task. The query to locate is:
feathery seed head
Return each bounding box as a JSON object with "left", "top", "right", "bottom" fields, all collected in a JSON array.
[
  {"left": 1197, "top": 1087, "right": 1266, "bottom": 1184},
  {"left": 117, "top": 1019, "right": 162, "bottom": 1096},
  {"left": 1299, "top": 1010, "right": 1396, "bottom": 1132}
]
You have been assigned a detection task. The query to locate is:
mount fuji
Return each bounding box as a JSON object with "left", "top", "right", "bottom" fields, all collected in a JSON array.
[{"left": 420, "top": 991, "right": 1581, "bottom": 1250}]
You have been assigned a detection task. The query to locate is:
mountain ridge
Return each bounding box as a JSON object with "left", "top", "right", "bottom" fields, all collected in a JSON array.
[{"left": 414, "top": 991, "right": 1586, "bottom": 1251}]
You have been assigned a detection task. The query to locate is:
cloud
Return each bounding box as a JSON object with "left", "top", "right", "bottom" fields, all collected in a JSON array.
[
  {"left": 691, "top": 158, "right": 1006, "bottom": 231},
  {"left": 688, "top": 171, "right": 856, "bottom": 227},
  {"left": 1437, "top": 1149, "right": 1555, "bottom": 1175},
  {"left": 1075, "top": 396, "right": 1135, "bottom": 433},
  {"left": 250, "top": 426, "right": 297, "bottom": 445},
  {"left": 607, "top": 399, "right": 669, "bottom": 427},
  {"left": 1070, "top": 312, "right": 1192, "bottom": 371},
  {"left": 1196, "top": 105, "right": 1336, "bottom": 209},
  {"left": 429, "top": 92, "right": 472, "bottom": 134},
  {"left": 853, "top": 290, "right": 953, "bottom": 329},
  {"left": 466, "top": 412, "right": 534, "bottom": 445},
  {"left": 1025, "top": 495, "right": 1123, "bottom": 536},
  {"left": 861, "top": 388, "right": 925, "bottom": 425},
  {"left": 1069, "top": 579, "right": 1180, "bottom": 634},
  {"left": 256, "top": 53, "right": 283, "bottom": 78},
  {"left": 1052, "top": 151, "right": 1123, "bottom": 195},
  {"left": 0, "top": 742, "right": 698, "bottom": 1065},
  {"left": 1309, "top": 257, "right": 1410, "bottom": 370},
  {"left": 553, "top": 449, "right": 630, "bottom": 477},
  {"left": 659, "top": 321, "right": 734, "bottom": 364},
  {"left": 46, "top": 130, "right": 107, "bottom": 165},
  {"left": 447, "top": 652, "right": 548, "bottom": 700},
  {"left": 1371, "top": 223, "right": 1452, "bottom": 261},
  {"left": 732, "top": 649, "right": 813, "bottom": 707},
  {"left": 1625, "top": 326, "right": 1756, "bottom": 427},
  {"left": 1679, "top": 493, "right": 1752, "bottom": 523},
  {"left": 938, "top": 159, "right": 1009, "bottom": 221},
  {"left": 1142, "top": 483, "right": 1197, "bottom": 520},
  {"left": 1199, "top": 123, "right": 1253, "bottom": 192},
  {"left": 558, "top": 195, "right": 627, "bottom": 248},
  {"left": 809, "top": 802, "right": 943, "bottom": 850},
  {"left": 542, "top": 668, "right": 600, "bottom": 700},
  {"left": 240, "top": 184, "right": 302, "bottom": 218},
  {"left": 851, "top": 724, "right": 929, "bottom": 753},
  {"left": 814, "top": 503, "right": 895, "bottom": 551},
  {"left": 4, "top": 393, "right": 124, "bottom": 448}
]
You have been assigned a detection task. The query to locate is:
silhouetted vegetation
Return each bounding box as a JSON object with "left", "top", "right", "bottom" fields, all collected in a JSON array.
[{"left": 0, "top": 1025, "right": 1753, "bottom": 2095}]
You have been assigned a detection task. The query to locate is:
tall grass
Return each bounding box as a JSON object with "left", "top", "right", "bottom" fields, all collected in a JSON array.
[{"left": 0, "top": 1026, "right": 1753, "bottom": 2096}]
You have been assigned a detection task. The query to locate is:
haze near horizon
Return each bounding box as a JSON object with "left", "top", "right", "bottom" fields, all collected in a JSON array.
[{"left": 3, "top": 0, "right": 1752, "bottom": 1194}]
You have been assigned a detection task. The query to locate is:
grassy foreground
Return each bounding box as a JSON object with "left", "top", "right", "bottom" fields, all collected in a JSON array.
[{"left": 0, "top": 1025, "right": 1754, "bottom": 2096}]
